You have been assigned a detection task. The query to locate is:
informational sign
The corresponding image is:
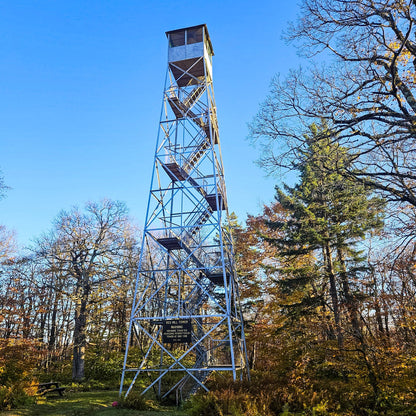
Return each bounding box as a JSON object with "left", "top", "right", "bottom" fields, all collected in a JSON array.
[{"left": 162, "top": 319, "right": 192, "bottom": 344}]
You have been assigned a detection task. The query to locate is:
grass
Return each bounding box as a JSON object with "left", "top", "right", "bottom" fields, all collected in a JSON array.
[{"left": 3, "top": 390, "right": 188, "bottom": 416}]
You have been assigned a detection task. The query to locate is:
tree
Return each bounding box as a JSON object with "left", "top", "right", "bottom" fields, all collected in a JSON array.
[
  {"left": 0, "top": 257, "right": 42, "bottom": 340},
  {"left": 0, "top": 227, "right": 16, "bottom": 262},
  {"left": 0, "top": 170, "right": 9, "bottom": 201},
  {"left": 37, "top": 199, "right": 138, "bottom": 381},
  {"left": 249, "top": 0, "right": 416, "bottom": 208},
  {"left": 263, "top": 124, "right": 385, "bottom": 398},
  {"left": 232, "top": 203, "right": 297, "bottom": 370},
  {"left": 0, "top": 171, "right": 15, "bottom": 262}
]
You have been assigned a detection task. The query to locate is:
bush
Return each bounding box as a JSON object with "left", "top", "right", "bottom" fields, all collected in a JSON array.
[
  {"left": 84, "top": 350, "right": 124, "bottom": 383},
  {"left": 0, "top": 338, "right": 39, "bottom": 410},
  {"left": 186, "top": 387, "right": 274, "bottom": 416},
  {"left": 0, "top": 338, "right": 39, "bottom": 385},
  {"left": 0, "top": 384, "right": 34, "bottom": 411},
  {"left": 36, "top": 357, "right": 72, "bottom": 384},
  {"left": 186, "top": 391, "right": 223, "bottom": 416},
  {"left": 120, "top": 390, "right": 151, "bottom": 410}
]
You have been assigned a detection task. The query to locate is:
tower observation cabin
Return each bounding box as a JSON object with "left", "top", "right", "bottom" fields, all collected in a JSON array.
[{"left": 166, "top": 24, "right": 213, "bottom": 87}]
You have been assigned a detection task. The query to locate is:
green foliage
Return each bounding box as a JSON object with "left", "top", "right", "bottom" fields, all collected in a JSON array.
[
  {"left": 194, "top": 373, "right": 280, "bottom": 416},
  {"left": 67, "top": 381, "right": 110, "bottom": 392},
  {"left": 0, "top": 383, "right": 34, "bottom": 411},
  {"left": 13, "top": 389, "right": 185, "bottom": 415},
  {"left": 84, "top": 349, "right": 125, "bottom": 383},
  {"left": 187, "top": 388, "right": 275, "bottom": 416},
  {"left": 189, "top": 344, "right": 416, "bottom": 415},
  {"left": 186, "top": 391, "right": 223, "bottom": 416},
  {"left": 253, "top": 123, "right": 386, "bottom": 409},
  {"left": 36, "top": 358, "right": 73, "bottom": 384},
  {"left": 279, "top": 403, "right": 294, "bottom": 416},
  {"left": 120, "top": 390, "right": 151, "bottom": 410},
  {"left": 36, "top": 349, "right": 126, "bottom": 390}
]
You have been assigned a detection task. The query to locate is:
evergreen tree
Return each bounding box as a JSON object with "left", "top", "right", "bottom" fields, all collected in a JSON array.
[{"left": 266, "top": 124, "right": 385, "bottom": 346}]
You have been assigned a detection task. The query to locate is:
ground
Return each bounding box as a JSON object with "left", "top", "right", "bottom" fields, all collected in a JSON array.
[{"left": 3, "top": 390, "right": 187, "bottom": 416}]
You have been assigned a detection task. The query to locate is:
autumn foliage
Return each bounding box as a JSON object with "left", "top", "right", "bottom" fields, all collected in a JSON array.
[{"left": 0, "top": 339, "right": 39, "bottom": 410}]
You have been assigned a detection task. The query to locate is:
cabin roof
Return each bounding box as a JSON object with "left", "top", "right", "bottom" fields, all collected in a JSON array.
[{"left": 165, "top": 24, "right": 214, "bottom": 55}]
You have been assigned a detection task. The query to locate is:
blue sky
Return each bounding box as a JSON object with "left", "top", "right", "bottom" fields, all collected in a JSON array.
[{"left": 1, "top": 1, "right": 300, "bottom": 248}]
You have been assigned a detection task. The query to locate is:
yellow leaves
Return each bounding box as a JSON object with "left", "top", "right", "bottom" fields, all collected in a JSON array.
[
  {"left": 389, "top": 41, "right": 401, "bottom": 50},
  {"left": 381, "top": 42, "right": 414, "bottom": 78}
]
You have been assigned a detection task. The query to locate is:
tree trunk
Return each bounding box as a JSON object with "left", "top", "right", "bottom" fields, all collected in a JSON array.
[
  {"left": 49, "top": 294, "right": 59, "bottom": 353},
  {"left": 323, "top": 242, "right": 343, "bottom": 347},
  {"left": 72, "top": 282, "right": 89, "bottom": 381},
  {"left": 337, "top": 249, "right": 361, "bottom": 338},
  {"left": 337, "top": 247, "right": 379, "bottom": 401}
]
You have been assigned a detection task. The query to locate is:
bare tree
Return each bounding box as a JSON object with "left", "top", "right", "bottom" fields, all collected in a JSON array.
[
  {"left": 0, "top": 170, "right": 9, "bottom": 201},
  {"left": 0, "top": 171, "right": 15, "bottom": 262},
  {"left": 37, "top": 199, "right": 138, "bottom": 381},
  {"left": 249, "top": 0, "right": 416, "bottom": 207},
  {"left": 0, "top": 227, "right": 16, "bottom": 262}
]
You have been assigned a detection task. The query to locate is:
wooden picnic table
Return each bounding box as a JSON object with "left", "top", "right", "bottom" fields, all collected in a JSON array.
[{"left": 37, "top": 381, "right": 66, "bottom": 396}]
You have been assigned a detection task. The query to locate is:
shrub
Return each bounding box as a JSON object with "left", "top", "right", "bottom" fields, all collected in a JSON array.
[
  {"left": 84, "top": 349, "right": 124, "bottom": 383},
  {"left": 0, "top": 338, "right": 39, "bottom": 410},
  {"left": 121, "top": 390, "right": 151, "bottom": 410},
  {"left": 0, "top": 338, "right": 39, "bottom": 385},
  {"left": 36, "top": 357, "right": 72, "bottom": 384},
  {"left": 0, "top": 384, "right": 34, "bottom": 411},
  {"left": 186, "top": 391, "right": 223, "bottom": 416},
  {"left": 186, "top": 386, "right": 274, "bottom": 416}
]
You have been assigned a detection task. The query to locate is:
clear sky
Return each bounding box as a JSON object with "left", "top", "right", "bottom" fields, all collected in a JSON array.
[{"left": 1, "top": 0, "right": 300, "bottom": 248}]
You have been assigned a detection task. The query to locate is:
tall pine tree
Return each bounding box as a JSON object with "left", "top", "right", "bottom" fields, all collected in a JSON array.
[{"left": 266, "top": 124, "right": 385, "bottom": 346}]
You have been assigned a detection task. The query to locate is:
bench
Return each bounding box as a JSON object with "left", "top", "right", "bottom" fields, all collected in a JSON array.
[{"left": 37, "top": 382, "right": 66, "bottom": 396}]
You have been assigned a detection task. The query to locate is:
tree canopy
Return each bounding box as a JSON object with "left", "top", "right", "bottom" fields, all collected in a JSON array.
[{"left": 249, "top": 0, "right": 416, "bottom": 207}]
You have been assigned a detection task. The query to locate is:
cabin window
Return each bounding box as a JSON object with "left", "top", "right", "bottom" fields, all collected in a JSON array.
[
  {"left": 187, "top": 27, "right": 203, "bottom": 44},
  {"left": 169, "top": 31, "right": 185, "bottom": 47}
]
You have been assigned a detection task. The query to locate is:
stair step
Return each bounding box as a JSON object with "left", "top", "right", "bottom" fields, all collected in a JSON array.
[
  {"left": 205, "top": 193, "right": 226, "bottom": 211},
  {"left": 157, "top": 237, "right": 182, "bottom": 251},
  {"left": 162, "top": 163, "right": 189, "bottom": 181}
]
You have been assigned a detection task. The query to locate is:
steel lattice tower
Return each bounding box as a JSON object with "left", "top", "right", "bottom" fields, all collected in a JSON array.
[{"left": 120, "top": 24, "right": 249, "bottom": 400}]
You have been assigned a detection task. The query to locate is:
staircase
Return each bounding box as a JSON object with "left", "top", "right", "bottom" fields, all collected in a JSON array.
[
  {"left": 167, "top": 84, "right": 218, "bottom": 145},
  {"left": 155, "top": 76, "right": 228, "bottom": 400}
]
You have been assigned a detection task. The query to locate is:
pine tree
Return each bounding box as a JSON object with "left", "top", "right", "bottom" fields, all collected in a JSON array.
[{"left": 267, "top": 124, "right": 385, "bottom": 346}]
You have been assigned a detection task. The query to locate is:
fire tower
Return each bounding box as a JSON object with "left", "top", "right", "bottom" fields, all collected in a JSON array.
[{"left": 120, "top": 24, "right": 249, "bottom": 400}]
